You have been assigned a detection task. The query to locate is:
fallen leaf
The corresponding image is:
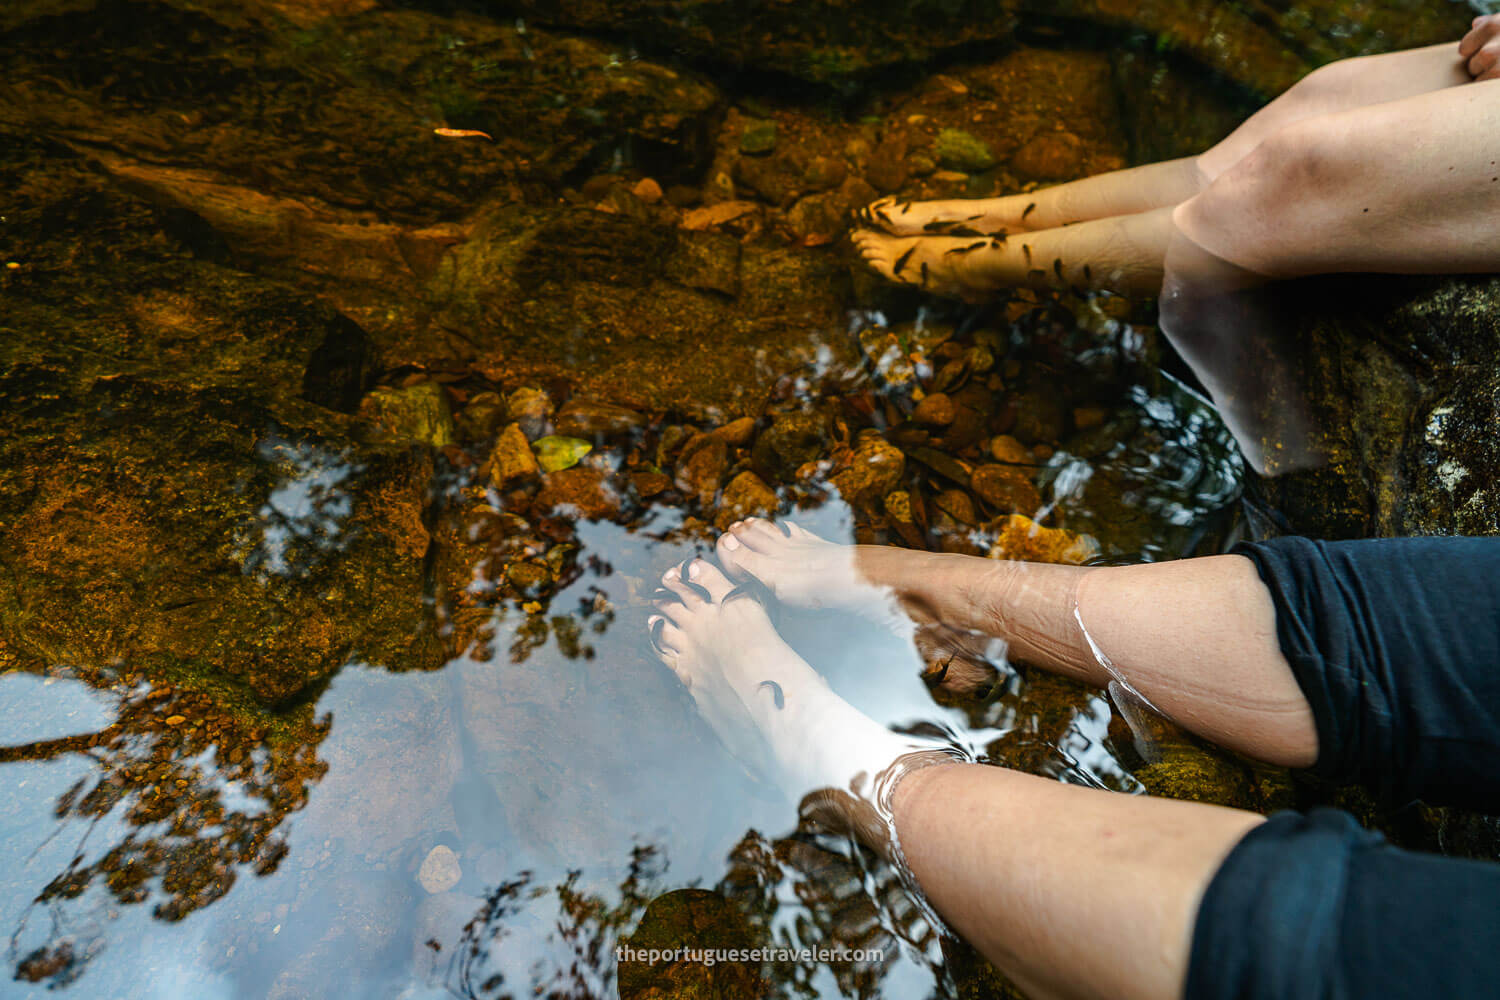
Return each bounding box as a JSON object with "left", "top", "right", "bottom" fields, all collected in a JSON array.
[
  {"left": 165, "top": 715, "right": 186, "bottom": 726},
  {"left": 681, "top": 200, "right": 758, "bottom": 231},
  {"left": 434, "top": 127, "right": 493, "bottom": 140},
  {"left": 532, "top": 435, "right": 593, "bottom": 473}
]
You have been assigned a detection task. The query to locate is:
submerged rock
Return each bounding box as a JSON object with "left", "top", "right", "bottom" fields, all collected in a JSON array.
[
  {"left": 830, "top": 432, "right": 906, "bottom": 509},
  {"left": 715, "top": 471, "right": 779, "bottom": 530},
  {"left": 358, "top": 383, "right": 455, "bottom": 448},
  {"left": 488, "top": 423, "right": 543, "bottom": 487},
  {"left": 534, "top": 466, "right": 622, "bottom": 521}
]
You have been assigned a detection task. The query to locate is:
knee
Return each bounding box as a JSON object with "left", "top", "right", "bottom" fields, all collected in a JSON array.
[{"left": 1176, "top": 120, "right": 1352, "bottom": 272}]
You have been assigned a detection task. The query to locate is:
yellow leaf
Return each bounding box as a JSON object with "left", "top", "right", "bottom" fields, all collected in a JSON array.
[{"left": 532, "top": 436, "right": 592, "bottom": 473}]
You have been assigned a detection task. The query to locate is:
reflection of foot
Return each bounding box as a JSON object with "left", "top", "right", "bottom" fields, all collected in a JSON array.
[
  {"left": 715, "top": 519, "right": 884, "bottom": 614},
  {"left": 649, "top": 557, "right": 913, "bottom": 797},
  {"left": 716, "top": 519, "right": 1016, "bottom": 698},
  {"left": 851, "top": 229, "right": 1008, "bottom": 302},
  {"left": 859, "top": 194, "right": 1040, "bottom": 238}
]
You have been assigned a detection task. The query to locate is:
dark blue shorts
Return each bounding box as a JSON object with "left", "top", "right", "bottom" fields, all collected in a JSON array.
[{"left": 1186, "top": 536, "right": 1500, "bottom": 1000}]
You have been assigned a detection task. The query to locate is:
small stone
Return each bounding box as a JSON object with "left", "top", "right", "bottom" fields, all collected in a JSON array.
[
  {"left": 417, "top": 845, "right": 462, "bottom": 894},
  {"left": 866, "top": 133, "right": 910, "bottom": 193},
  {"left": 487, "top": 423, "right": 541, "bottom": 487},
  {"left": 739, "top": 119, "right": 777, "bottom": 156},
  {"left": 987, "top": 514, "right": 1098, "bottom": 565},
  {"left": 630, "top": 471, "right": 671, "bottom": 497},
  {"left": 751, "top": 412, "right": 828, "bottom": 482},
  {"left": 1010, "top": 131, "right": 1084, "bottom": 182},
  {"left": 704, "top": 171, "right": 736, "bottom": 204},
  {"left": 632, "top": 177, "right": 664, "bottom": 203},
  {"left": 164, "top": 715, "right": 186, "bottom": 726},
  {"left": 505, "top": 561, "right": 550, "bottom": 595},
  {"left": 934, "top": 488, "right": 978, "bottom": 525},
  {"left": 913, "top": 392, "right": 956, "bottom": 427},
  {"left": 802, "top": 156, "right": 847, "bottom": 191},
  {"left": 555, "top": 399, "right": 646, "bottom": 440},
  {"left": 932, "top": 358, "right": 971, "bottom": 395},
  {"left": 884, "top": 490, "right": 913, "bottom": 523},
  {"left": 970, "top": 464, "right": 1043, "bottom": 514},
  {"left": 933, "top": 129, "right": 996, "bottom": 172},
  {"left": 988, "top": 434, "right": 1033, "bottom": 464},
  {"left": 714, "top": 471, "right": 778, "bottom": 530},
  {"left": 357, "top": 382, "right": 455, "bottom": 447},
  {"left": 1073, "top": 406, "right": 1108, "bottom": 430},
  {"left": 454, "top": 391, "right": 506, "bottom": 443},
  {"left": 506, "top": 387, "right": 554, "bottom": 439},
  {"left": 711, "top": 416, "right": 757, "bottom": 446},
  {"left": 675, "top": 435, "right": 728, "bottom": 506},
  {"left": 535, "top": 466, "right": 622, "bottom": 520},
  {"left": 830, "top": 432, "right": 906, "bottom": 508}
]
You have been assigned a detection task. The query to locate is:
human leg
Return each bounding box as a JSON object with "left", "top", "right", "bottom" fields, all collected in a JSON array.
[
  {"left": 648, "top": 550, "right": 1266, "bottom": 1000},
  {"left": 851, "top": 205, "right": 1174, "bottom": 299},
  {"left": 717, "top": 520, "right": 1317, "bottom": 768},
  {"left": 890, "top": 761, "right": 1263, "bottom": 1000},
  {"left": 1174, "top": 77, "right": 1500, "bottom": 279},
  {"left": 863, "top": 42, "right": 1469, "bottom": 241}
]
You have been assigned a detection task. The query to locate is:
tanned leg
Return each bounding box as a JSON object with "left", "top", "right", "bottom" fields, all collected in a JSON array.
[
  {"left": 717, "top": 521, "right": 1317, "bottom": 768},
  {"left": 864, "top": 42, "right": 1468, "bottom": 240}
]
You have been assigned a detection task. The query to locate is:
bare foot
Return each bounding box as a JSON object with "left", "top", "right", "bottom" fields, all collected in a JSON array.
[
  {"left": 850, "top": 228, "right": 1067, "bottom": 301},
  {"left": 648, "top": 556, "right": 917, "bottom": 797},
  {"left": 857, "top": 194, "right": 1046, "bottom": 238}
]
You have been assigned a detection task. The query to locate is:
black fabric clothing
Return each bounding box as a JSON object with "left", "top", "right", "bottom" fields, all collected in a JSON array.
[
  {"left": 1185, "top": 536, "right": 1500, "bottom": 1000},
  {"left": 1237, "top": 535, "right": 1500, "bottom": 811}
]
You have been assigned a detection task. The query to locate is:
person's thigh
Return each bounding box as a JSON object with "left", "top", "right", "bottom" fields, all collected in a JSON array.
[
  {"left": 1199, "top": 43, "right": 1470, "bottom": 178},
  {"left": 1177, "top": 76, "right": 1500, "bottom": 277}
]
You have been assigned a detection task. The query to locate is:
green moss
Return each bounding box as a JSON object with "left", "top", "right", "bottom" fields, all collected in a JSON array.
[{"left": 934, "top": 128, "right": 996, "bottom": 172}]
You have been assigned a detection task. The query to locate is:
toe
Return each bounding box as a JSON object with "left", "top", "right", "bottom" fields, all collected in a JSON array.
[
  {"left": 683, "top": 557, "right": 736, "bottom": 602},
  {"left": 736, "top": 518, "right": 783, "bottom": 552},
  {"left": 662, "top": 558, "right": 712, "bottom": 605}
]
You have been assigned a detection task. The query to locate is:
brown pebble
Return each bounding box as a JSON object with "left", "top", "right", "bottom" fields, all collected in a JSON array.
[{"left": 632, "top": 177, "right": 663, "bottom": 203}]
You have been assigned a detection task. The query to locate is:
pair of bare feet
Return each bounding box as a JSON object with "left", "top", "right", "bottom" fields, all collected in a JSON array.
[
  {"left": 646, "top": 519, "right": 946, "bottom": 806},
  {"left": 850, "top": 192, "right": 1070, "bottom": 302}
]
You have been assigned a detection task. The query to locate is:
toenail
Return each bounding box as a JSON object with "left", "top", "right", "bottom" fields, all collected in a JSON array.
[
  {"left": 688, "top": 561, "right": 702, "bottom": 580},
  {"left": 647, "top": 615, "right": 662, "bottom": 627},
  {"left": 721, "top": 534, "right": 741, "bottom": 551},
  {"left": 664, "top": 567, "right": 679, "bottom": 581}
]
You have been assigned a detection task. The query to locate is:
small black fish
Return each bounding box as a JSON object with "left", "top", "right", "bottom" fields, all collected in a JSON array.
[
  {"left": 923, "top": 220, "right": 956, "bottom": 233},
  {"left": 948, "top": 225, "right": 984, "bottom": 238},
  {"left": 1022, "top": 244, "right": 1032, "bottom": 265},
  {"left": 988, "top": 229, "right": 1008, "bottom": 243},
  {"left": 1083, "top": 264, "right": 1093, "bottom": 282},
  {"left": 925, "top": 656, "right": 953, "bottom": 686},
  {"left": 893, "top": 244, "right": 917, "bottom": 275},
  {"left": 1022, "top": 202, "right": 1037, "bottom": 221},
  {"left": 1053, "top": 258, "right": 1064, "bottom": 279},
  {"left": 759, "top": 680, "right": 785, "bottom": 709},
  {"left": 899, "top": 202, "right": 912, "bottom": 214},
  {"left": 920, "top": 261, "right": 930, "bottom": 286},
  {"left": 1027, "top": 268, "right": 1046, "bottom": 282}
]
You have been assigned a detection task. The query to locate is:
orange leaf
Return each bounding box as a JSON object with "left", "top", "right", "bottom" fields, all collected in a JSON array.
[
  {"left": 433, "top": 128, "right": 493, "bottom": 140},
  {"left": 681, "top": 200, "right": 758, "bottom": 231}
]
